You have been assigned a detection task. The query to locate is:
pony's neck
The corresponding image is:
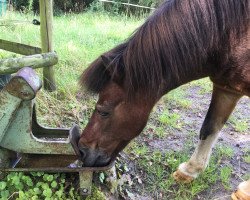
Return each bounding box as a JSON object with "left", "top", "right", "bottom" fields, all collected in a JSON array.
[{"left": 160, "top": 62, "right": 213, "bottom": 96}]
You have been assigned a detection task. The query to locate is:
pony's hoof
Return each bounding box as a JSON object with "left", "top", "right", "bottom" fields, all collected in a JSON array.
[
  {"left": 231, "top": 181, "right": 250, "bottom": 200},
  {"left": 231, "top": 191, "right": 250, "bottom": 200},
  {"left": 173, "top": 170, "right": 194, "bottom": 183}
]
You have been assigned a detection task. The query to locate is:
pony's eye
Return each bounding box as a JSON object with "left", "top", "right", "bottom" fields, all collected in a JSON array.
[{"left": 97, "top": 110, "right": 109, "bottom": 117}]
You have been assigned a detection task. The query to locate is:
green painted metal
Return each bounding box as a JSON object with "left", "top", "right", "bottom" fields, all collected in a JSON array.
[
  {"left": 0, "top": 67, "right": 75, "bottom": 155},
  {"left": 0, "top": 91, "right": 21, "bottom": 142},
  {"left": 0, "top": 101, "right": 75, "bottom": 154}
]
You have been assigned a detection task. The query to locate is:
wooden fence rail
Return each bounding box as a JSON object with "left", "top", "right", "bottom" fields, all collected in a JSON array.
[{"left": 0, "top": 52, "right": 58, "bottom": 74}]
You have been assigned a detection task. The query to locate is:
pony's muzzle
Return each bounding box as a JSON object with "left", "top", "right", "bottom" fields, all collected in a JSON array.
[
  {"left": 69, "top": 125, "right": 111, "bottom": 167},
  {"left": 79, "top": 147, "right": 111, "bottom": 167}
]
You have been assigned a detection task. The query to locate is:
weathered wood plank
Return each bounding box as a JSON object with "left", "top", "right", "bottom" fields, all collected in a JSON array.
[{"left": 0, "top": 39, "right": 42, "bottom": 55}]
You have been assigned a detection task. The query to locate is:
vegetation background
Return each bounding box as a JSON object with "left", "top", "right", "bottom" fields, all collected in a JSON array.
[{"left": 12, "top": 0, "right": 162, "bottom": 14}]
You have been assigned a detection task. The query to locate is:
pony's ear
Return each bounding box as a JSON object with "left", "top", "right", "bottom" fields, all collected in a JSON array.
[{"left": 101, "top": 55, "right": 113, "bottom": 68}]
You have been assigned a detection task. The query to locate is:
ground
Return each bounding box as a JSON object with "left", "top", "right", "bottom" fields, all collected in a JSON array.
[{"left": 0, "top": 10, "right": 249, "bottom": 200}]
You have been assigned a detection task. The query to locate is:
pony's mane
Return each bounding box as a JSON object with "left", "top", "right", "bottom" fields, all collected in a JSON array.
[{"left": 81, "top": 0, "right": 249, "bottom": 98}]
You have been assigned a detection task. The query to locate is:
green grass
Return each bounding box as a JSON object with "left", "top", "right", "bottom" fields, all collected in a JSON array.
[
  {"left": 164, "top": 86, "right": 192, "bottom": 109},
  {"left": 158, "top": 110, "right": 181, "bottom": 129},
  {"left": 189, "top": 78, "right": 213, "bottom": 94},
  {"left": 244, "top": 155, "right": 250, "bottom": 163},
  {"left": 216, "top": 145, "right": 234, "bottom": 159},
  {"left": 243, "top": 148, "right": 250, "bottom": 164},
  {"left": 124, "top": 140, "right": 235, "bottom": 200},
  {"left": 228, "top": 116, "right": 249, "bottom": 133},
  {"left": 220, "top": 166, "right": 232, "bottom": 190}
]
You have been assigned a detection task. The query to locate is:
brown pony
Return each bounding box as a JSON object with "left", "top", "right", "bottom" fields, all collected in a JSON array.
[{"left": 77, "top": 0, "right": 249, "bottom": 199}]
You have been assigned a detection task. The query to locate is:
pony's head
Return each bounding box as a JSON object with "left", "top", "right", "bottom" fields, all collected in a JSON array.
[{"left": 77, "top": 52, "right": 157, "bottom": 167}]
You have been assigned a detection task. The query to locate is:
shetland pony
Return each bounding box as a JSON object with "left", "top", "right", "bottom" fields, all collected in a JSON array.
[{"left": 76, "top": 0, "right": 249, "bottom": 199}]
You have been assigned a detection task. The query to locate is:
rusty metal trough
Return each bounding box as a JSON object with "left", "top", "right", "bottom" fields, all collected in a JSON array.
[{"left": 0, "top": 63, "right": 114, "bottom": 197}]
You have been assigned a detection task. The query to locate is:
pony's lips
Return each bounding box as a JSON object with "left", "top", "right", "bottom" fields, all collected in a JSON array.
[
  {"left": 69, "top": 125, "right": 113, "bottom": 167},
  {"left": 69, "top": 124, "right": 81, "bottom": 157},
  {"left": 79, "top": 147, "right": 112, "bottom": 167}
]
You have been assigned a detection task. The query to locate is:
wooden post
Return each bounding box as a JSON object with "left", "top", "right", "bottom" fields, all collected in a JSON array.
[{"left": 39, "top": 0, "right": 56, "bottom": 91}]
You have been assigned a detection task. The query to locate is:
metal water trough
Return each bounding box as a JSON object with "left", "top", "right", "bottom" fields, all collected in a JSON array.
[{"left": 0, "top": 54, "right": 114, "bottom": 197}]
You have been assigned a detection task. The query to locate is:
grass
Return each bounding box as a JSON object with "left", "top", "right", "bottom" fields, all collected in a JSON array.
[
  {"left": 0, "top": 9, "right": 249, "bottom": 200},
  {"left": 158, "top": 110, "right": 181, "bottom": 129},
  {"left": 164, "top": 86, "right": 192, "bottom": 109},
  {"left": 243, "top": 148, "right": 250, "bottom": 164},
  {"left": 216, "top": 145, "right": 234, "bottom": 159},
  {"left": 228, "top": 117, "right": 249, "bottom": 132},
  {"left": 123, "top": 140, "right": 236, "bottom": 199},
  {"left": 220, "top": 166, "right": 232, "bottom": 190}
]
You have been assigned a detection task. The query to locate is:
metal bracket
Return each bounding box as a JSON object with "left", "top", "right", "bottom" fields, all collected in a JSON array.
[{"left": 79, "top": 171, "right": 93, "bottom": 196}]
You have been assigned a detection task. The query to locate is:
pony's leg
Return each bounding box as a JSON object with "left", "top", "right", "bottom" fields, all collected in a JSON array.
[
  {"left": 173, "top": 85, "right": 242, "bottom": 183},
  {"left": 232, "top": 180, "right": 250, "bottom": 200}
]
